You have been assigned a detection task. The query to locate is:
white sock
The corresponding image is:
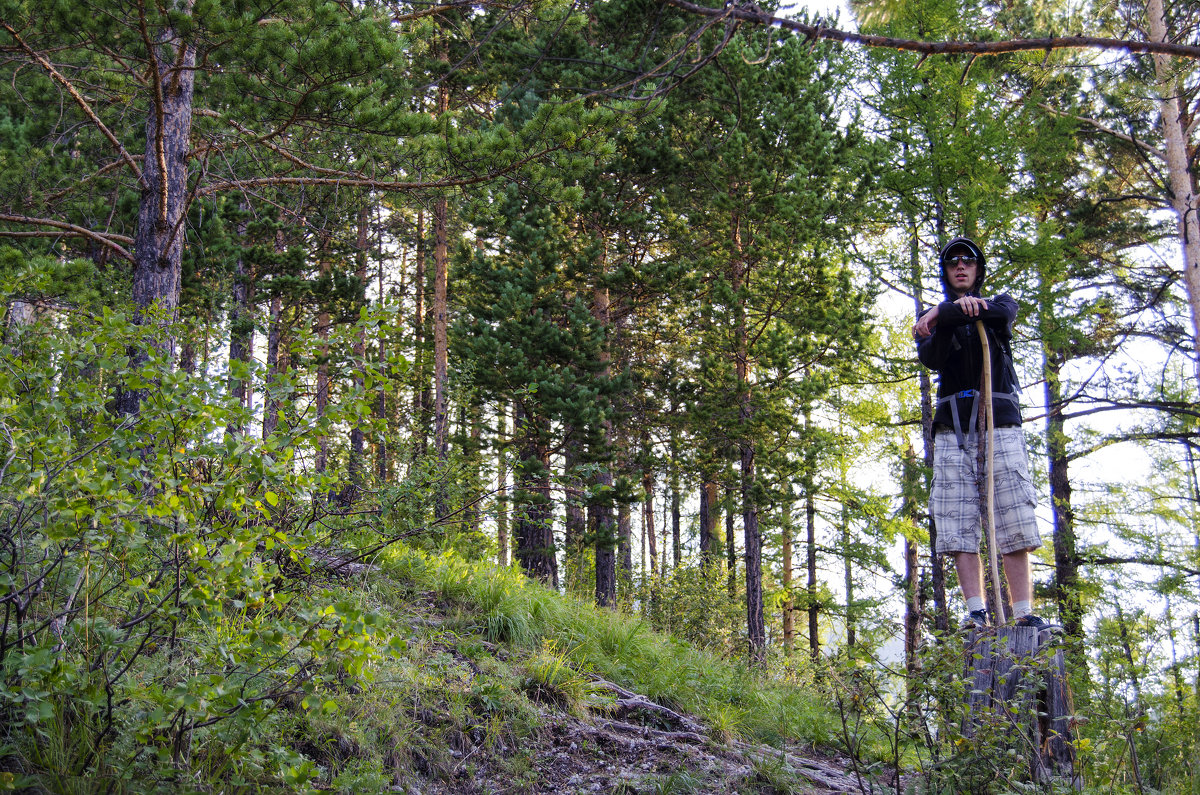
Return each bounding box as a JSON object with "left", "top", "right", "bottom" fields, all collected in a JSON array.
[
  {"left": 966, "top": 596, "right": 986, "bottom": 614},
  {"left": 1012, "top": 600, "right": 1032, "bottom": 618}
]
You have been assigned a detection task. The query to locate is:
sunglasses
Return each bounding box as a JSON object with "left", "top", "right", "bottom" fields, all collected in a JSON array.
[{"left": 945, "top": 255, "right": 978, "bottom": 266}]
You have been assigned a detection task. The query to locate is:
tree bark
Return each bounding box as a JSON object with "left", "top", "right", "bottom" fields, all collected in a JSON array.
[
  {"left": 618, "top": 498, "right": 632, "bottom": 583},
  {"left": 497, "top": 402, "right": 510, "bottom": 567},
  {"left": 514, "top": 403, "right": 557, "bottom": 586},
  {"left": 670, "top": 460, "right": 681, "bottom": 569},
  {"left": 842, "top": 503, "right": 854, "bottom": 650},
  {"left": 726, "top": 485, "right": 736, "bottom": 599},
  {"left": 432, "top": 68, "right": 451, "bottom": 513},
  {"left": 376, "top": 233, "right": 390, "bottom": 481},
  {"left": 806, "top": 485, "right": 818, "bottom": 661},
  {"left": 782, "top": 487, "right": 794, "bottom": 656},
  {"left": 592, "top": 277, "right": 618, "bottom": 605},
  {"left": 412, "top": 209, "right": 428, "bottom": 461},
  {"left": 902, "top": 445, "right": 922, "bottom": 676},
  {"left": 227, "top": 205, "right": 253, "bottom": 437},
  {"left": 563, "top": 429, "right": 587, "bottom": 588},
  {"left": 115, "top": 14, "right": 195, "bottom": 416},
  {"left": 644, "top": 463, "right": 657, "bottom": 578},
  {"left": 1147, "top": 0, "right": 1200, "bottom": 388},
  {"left": 592, "top": 469, "right": 617, "bottom": 606},
  {"left": 1045, "top": 345, "right": 1083, "bottom": 638},
  {"left": 910, "top": 217, "right": 949, "bottom": 632},
  {"left": 699, "top": 479, "right": 719, "bottom": 562},
  {"left": 732, "top": 206, "right": 765, "bottom": 662},
  {"left": 262, "top": 227, "right": 287, "bottom": 439},
  {"left": 315, "top": 234, "right": 332, "bottom": 475},
  {"left": 347, "top": 204, "right": 369, "bottom": 499}
]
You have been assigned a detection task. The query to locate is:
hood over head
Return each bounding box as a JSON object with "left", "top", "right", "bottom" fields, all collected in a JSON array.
[{"left": 938, "top": 236, "right": 987, "bottom": 297}]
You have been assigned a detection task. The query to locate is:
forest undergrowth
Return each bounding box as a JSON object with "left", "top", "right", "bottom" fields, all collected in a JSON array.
[{"left": 0, "top": 304, "right": 1194, "bottom": 795}]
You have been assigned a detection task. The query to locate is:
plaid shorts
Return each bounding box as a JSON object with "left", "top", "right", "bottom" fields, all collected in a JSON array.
[{"left": 930, "top": 427, "right": 1041, "bottom": 555}]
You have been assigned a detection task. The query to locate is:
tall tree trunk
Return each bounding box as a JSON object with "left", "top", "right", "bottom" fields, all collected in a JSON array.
[
  {"left": 806, "top": 485, "right": 818, "bottom": 661},
  {"left": 411, "top": 209, "right": 428, "bottom": 461},
  {"left": 591, "top": 469, "right": 617, "bottom": 606},
  {"left": 1044, "top": 344, "right": 1083, "bottom": 638},
  {"left": 842, "top": 503, "right": 855, "bottom": 650},
  {"left": 644, "top": 459, "right": 657, "bottom": 577},
  {"left": 726, "top": 485, "right": 737, "bottom": 599},
  {"left": 376, "top": 235, "right": 390, "bottom": 481},
  {"left": 497, "top": 402, "right": 510, "bottom": 566},
  {"left": 591, "top": 277, "right": 618, "bottom": 605},
  {"left": 262, "top": 227, "right": 288, "bottom": 439},
  {"left": 731, "top": 205, "right": 765, "bottom": 663},
  {"left": 902, "top": 445, "right": 922, "bottom": 676},
  {"left": 782, "top": 486, "right": 794, "bottom": 656},
  {"left": 562, "top": 430, "right": 586, "bottom": 590},
  {"left": 670, "top": 444, "right": 681, "bottom": 569},
  {"left": 315, "top": 235, "right": 332, "bottom": 475},
  {"left": 116, "top": 14, "right": 196, "bottom": 416},
  {"left": 514, "top": 403, "right": 556, "bottom": 586},
  {"left": 263, "top": 299, "right": 283, "bottom": 438},
  {"left": 699, "top": 478, "right": 719, "bottom": 562},
  {"left": 227, "top": 207, "right": 254, "bottom": 438},
  {"left": 1147, "top": 0, "right": 1200, "bottom": 388},
  {"left": 432, "top": 70, "right": 451, "bottom": 515},
  {"left": 618, "top": 499, "right": 632, "bottom": 584},
  {"left": 910, "top": 215, "right": 949, "bottom": 631},
  {"left": 347, "top": 204, "right": 369, "bottom": 500}
]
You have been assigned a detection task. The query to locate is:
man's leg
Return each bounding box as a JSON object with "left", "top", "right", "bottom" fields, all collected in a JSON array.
[
  {"left": 1002, "top": 549, "right": 1034, "bottom": 617},
  {"left": 954, "top": 552, "right": 985, "bottom": 600}
]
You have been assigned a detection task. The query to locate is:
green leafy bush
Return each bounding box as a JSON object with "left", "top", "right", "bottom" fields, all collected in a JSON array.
[{"left": 0, "top": 310, "right": 395, "bottom": 790}]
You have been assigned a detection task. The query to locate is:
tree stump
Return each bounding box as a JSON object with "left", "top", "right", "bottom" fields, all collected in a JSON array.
[{"left": 963, "top": 626, "right": 1081, "bottom": 788}]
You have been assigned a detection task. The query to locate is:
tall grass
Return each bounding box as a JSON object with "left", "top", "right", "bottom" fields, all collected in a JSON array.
[{"left": 379, "top": 544, "right": 837, "bottom": 748}]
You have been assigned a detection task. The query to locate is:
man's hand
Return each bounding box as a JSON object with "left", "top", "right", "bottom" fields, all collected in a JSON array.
[
  {"left": 954, "top": 295, "right": 989, "bottom": 317},
  {"left": 913, "top": 304, "right": 939, "bottom": 340}
]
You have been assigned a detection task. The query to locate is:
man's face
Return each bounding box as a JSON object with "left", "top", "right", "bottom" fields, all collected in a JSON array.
[{"left": 943, "top": 253, "right": 978, "bottom": 295}]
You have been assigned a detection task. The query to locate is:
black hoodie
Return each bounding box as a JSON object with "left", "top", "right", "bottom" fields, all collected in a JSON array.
[{"left": 916, "top": 238, "right": 1023, "bottom": 435}]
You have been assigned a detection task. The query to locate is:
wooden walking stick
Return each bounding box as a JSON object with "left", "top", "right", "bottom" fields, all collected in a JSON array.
[{"left": 976, "top": 320, "right": 1006, "bottom": 625}]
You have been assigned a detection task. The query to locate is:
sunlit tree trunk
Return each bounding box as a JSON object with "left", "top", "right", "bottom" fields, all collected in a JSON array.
[
  {"left": 1147, "top": 0, "right": 1200, "bottom": 388},
  {"left": 644, "top": 457, "right": 657, "bottom": 578}
]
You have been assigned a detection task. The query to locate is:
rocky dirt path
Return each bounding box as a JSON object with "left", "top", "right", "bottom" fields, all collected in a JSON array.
[{"left": 407, "top": 673, "right": 873, "bottom": 794}]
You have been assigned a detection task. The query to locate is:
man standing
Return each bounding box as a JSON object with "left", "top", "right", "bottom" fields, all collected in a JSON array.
[{"left": 913, "top": 237, "right": 1052, "bottom": 630}]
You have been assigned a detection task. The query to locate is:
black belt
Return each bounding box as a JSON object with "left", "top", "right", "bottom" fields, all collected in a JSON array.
[{"left": 937, "top": 389, "right": 1020, "bottom": 450}]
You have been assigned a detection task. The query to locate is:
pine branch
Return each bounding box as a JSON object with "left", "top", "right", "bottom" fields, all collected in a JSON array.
[
  {"left": 0, "top": 22, "right": 147, "bottom": 189},
  {"left": 1080, "top": 553, "right": 1200, "bottom": 577},
  {"left": 661, "top": 0, "right": 1200, "bottom": 61},
  {"left": 1037, "top": 102, "right": 1166, "bottom": 161},
  {"left": 0, "top": 214, "right": 135, "bottom": 262}
]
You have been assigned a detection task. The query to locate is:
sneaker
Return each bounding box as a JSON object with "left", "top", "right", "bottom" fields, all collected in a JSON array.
[
  {"left": 1014, "top": 614, "right": 1061, "bottom": 632},
  {"left": 961, "top": 609, "right": 989, "bottom": 630}
]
